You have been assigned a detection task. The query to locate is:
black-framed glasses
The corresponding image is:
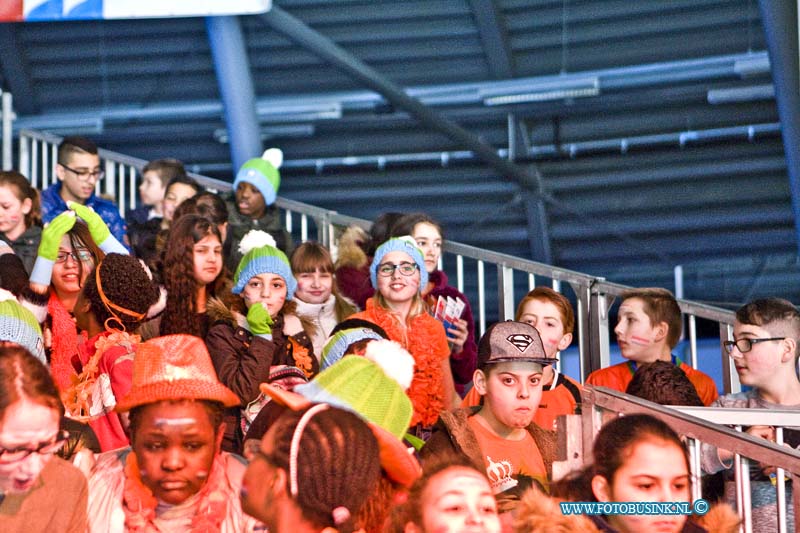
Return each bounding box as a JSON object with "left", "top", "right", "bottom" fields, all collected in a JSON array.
[
  {"left": 60, "top": 163, "right": 104, "bottom": 181},
  {"left": 0, "top": 430, "right": 69, "bottom": 464},
  {"left": 377, "top": 262, "right": 418, "bottom": 277},
  {"left": 723, "top": 337, "right": 786, "bottom": 357},
  {"left": 55, "top": 249, "right": 94, "bottom": 264}
]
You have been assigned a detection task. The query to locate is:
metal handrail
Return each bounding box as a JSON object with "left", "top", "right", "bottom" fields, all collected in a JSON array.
[
  {"left": 583, "top": 387, "right": 800, "bottom": 533},
  {"left": 16, "top": 129, "right": 737, "bottom": 390}
]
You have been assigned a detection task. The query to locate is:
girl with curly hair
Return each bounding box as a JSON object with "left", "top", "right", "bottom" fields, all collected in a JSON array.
[{"left": 158, "top": 214, "right": 227, "bottom": 338}]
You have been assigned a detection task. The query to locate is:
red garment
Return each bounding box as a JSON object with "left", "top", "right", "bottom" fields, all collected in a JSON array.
[
  {"left": 48, "top": 291, "right": 87, "bottom": 392},
  {"left": 335, "top": 263, "right": 374, "bottom": 310},
  {"left": 424, "top": 270, "right": 477, "bottom": 396},
  {"left": 586, "top": 359, "right": 718, "bottom": 406},
  {"left": 350, "top": 299, "right": 450, "bottom": 426},
  {"left": 77, "top": 331, "right": 136, "bottom": 451}
]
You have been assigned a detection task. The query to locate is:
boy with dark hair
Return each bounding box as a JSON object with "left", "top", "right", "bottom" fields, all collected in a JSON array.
[
  {"left": 127, "top": 158, "right": 185, "bottom": 260},
  {"left": 626, "top": 360, "right": 704, "bottom": 407},
  {"left": 586, "top": 287, "right": 718, "bottom": 405},
  {"left": 41, "top": 136, "right": 128, "bottom": 247},
  {"left": 702, "top": 297, "right": 800, "bottom": 529},
  {"left": 423, "top": 321, "right": 556, "bottom": 513},
  {"left": 225, "top": 150, "right": 292, "bottom": 272}
]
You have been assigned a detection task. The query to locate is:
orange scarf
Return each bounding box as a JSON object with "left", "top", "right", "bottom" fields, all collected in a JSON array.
[
  {"left": 123, "top": 451, "right": 229, "bottom": 533},
  {"left": 48, "top": 291, "right": 87, "bottom": 391}
]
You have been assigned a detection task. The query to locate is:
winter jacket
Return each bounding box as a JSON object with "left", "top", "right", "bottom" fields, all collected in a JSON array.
[
  {"left": 333, "top": 224, "right": 374, "bottom": 309},
  {"left": 41, "top": 182, "right": 128, "bottom": 247},
  {"left": 424, "top": 269, "right": 477, "bottom": 395},
  {"left": 294, "top": 294, "right": 356, "bottom": 359},
  {"left": 225, "top": 198, "right": 292, "bottom": 272},
  {"left": 422, "top": 407, "right": 557, "bottom": 514},
  {"left": 2, "top": 224, "right": 41, "bottom": 274},
  {"left": 205, "top": 298, "right": 317, "bottom": 453},
  {"left": 350, "top": 299, "right": 450, "bottom": 427}
]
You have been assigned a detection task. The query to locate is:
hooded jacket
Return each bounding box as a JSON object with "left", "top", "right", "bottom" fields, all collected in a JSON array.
[
  {"left": 205, "top": 297, "right": 317, "bottom": 453},
  {"left": 422, "top": 407, "right": 557, "bottom": 513}
]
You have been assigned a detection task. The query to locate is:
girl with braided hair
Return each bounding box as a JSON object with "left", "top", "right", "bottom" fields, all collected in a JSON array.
[
  {"left": 241, "top": 403, "right": 382, "bottom": 533},
  {"left": 64, "top": 253, "right": 160, "bottom": 451}
]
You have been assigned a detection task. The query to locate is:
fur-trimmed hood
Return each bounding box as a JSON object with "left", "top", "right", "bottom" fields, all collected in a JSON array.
[
  {"left": 206, "top": 296, "right": 315, "bottom": 337},
  {"left": 513, "top": 486, "right": 741, "bottom": 533},
  {"left": 335, "top": 224, "right": 369, "bottom": 270}
]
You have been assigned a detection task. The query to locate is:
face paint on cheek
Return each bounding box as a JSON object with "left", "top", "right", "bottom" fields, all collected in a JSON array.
[
  {"left": 545, "top": 337, "right": 560, "bottom": 347},
  {"left": 629, "top": 335, "right": 651, "bottom": 346},
  {"left": 196, "top": 471, "right": 208, "bottom": 479}
]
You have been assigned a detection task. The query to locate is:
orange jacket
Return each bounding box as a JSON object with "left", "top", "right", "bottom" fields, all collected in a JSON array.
[
  {"left": 350, "top": 299, "right": 450, "bottom": 426},
  {"left": 586, "top": 358, "right": 718, "bottom": 406}
]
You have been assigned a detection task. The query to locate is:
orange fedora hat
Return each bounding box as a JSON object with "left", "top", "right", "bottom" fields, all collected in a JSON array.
[{"left": 116, "top": 334, "right": 240, "bottom": 412}]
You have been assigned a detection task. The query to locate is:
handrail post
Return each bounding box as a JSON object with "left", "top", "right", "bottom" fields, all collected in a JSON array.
[
  {"left": 497, "top": 263, "right": 515, "bottom": 321},
  {"left": 1, "top": 91, "right": 12, "bottom": 171},
  {"left": 588, "top": 278, "right": 611, "bottom": 377},
  {"left": 570, "top": 281, "right": 592, "bottom": 383}
]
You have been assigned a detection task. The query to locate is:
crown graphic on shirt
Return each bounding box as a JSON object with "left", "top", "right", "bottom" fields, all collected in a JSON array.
[{"left": 485, "top": 456, "right": 518, "bottom": 494}]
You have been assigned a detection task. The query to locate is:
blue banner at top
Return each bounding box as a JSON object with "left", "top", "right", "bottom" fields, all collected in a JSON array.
[{"left": 1, "top": 0, "right": 271, "bottom": 22}]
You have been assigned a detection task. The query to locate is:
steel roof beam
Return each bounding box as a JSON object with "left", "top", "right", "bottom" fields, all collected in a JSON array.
[
  {"left": 260, "top": 5, "right": 553, "bottom": 262},
  {"left": 467, "top": 0, "right": 514, "bottom": 79}
]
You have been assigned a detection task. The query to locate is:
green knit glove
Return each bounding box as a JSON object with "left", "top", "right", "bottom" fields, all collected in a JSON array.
[
  {"left": 30, "top": 211, "right": 78, "bottom": 286},
  {"left": 247, "top": 302, "right": 274, "bottom": 338},
  {"left": 68, "top": 201, "right": 127, "bottom": 254},
  {"left": 37, "top": 211, "right": 77, "bottom": 261},
  {"left": 68, "top": 201, "right": 110, "bottom": 244}
]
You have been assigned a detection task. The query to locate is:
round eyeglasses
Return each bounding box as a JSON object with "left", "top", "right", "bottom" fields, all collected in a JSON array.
[
  {"left": 377, "top": 262, "right": 418, "bottom": 277},
  {"left": 0, "top": 430, "right": 69, "bottom": 464},
  {"left": 723, "top": 337, "right": 786, "bottom": 357}
]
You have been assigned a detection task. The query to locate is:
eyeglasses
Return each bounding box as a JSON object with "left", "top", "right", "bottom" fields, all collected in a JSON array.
[
  {"left": 55, "top": 249, "right": 94, "bottom": 264},
  {"left": 60, "top": 163, "right": 104, "bottom": 181},
  {"left": 723, "top": 337, "right": 786, "bottom": 357},
  {"left": 377, "top": 262, "right": 419, "bottom": 277},
  {"left": 0, "top": 430, "right": 69, "bottom": 464}
]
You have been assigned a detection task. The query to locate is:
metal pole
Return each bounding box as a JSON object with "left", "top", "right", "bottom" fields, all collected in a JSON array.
[
  {"left": 205, "top": 16, "right": 263, "bottom": 172},
  {"left": 1, "top": 92, "right": 13, "bottom": 171}
]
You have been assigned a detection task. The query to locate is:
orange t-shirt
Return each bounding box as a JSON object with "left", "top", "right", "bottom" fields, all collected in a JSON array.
[
  {"left": 585, "top": 358, "right": 718, "bottom": 406},
  {"left": 460, "top": 372, "right": 582, "bottom": 430},
  {"left": 467, "top": 415, "right": 547, "bottom": 495}
]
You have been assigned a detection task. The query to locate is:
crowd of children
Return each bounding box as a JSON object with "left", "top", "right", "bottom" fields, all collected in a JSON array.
[{"left": 3, "top": 134, "right": 798, "bottom": 533}]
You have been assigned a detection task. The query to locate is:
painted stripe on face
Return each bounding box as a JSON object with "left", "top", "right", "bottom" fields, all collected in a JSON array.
[{"left": 629, "top": 335, "right": 651, "bottom": 346}]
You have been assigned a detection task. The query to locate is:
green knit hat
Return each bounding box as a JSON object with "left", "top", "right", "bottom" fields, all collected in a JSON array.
[
  {"left": 232, "top": 231, "right": 296, "bottom": 298},
  {"left": 0, "top": 290, "right": 45, "bottom": 364},
  {"left": 233, "top": 148, "right": 282, "bottom": 206},
  {"left": 294, "top": 342, "right": 414, "bottom": 440}
]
